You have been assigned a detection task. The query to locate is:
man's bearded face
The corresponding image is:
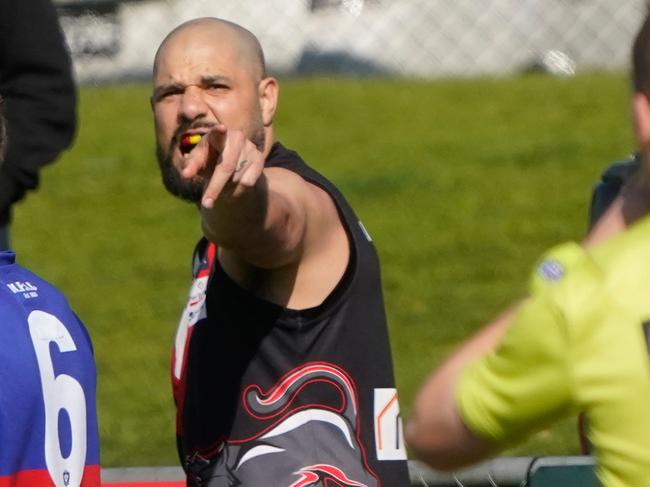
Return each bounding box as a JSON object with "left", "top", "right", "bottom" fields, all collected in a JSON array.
[
  {"left": 151, "top": 30, "right": 267, "bottom": 204},
  {"left": 154, "top": 117, "right": 265, "bottom": 204}
]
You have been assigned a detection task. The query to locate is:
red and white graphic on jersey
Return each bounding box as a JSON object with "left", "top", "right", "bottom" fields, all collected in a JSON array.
[
  {"left": 290, "top": 464, "right": 370, "bottom": 487},
  {"left": 191, "top": 362, "right": 382, "bottom": 487},
  {"left": 171, "top": 242, "right": 216, "bottom": 432}
]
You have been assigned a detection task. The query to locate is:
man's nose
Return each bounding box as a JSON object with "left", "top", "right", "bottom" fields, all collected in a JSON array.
[{"left": 179, "top": 85, "right": 208, "bottom": 121}]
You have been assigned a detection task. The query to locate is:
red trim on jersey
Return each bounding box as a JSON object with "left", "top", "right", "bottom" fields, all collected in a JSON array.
[
  {"left": 246, "top": 363, "right": 358, "bottom": 415},
  {"left": 242, "top": 378, "right": 349, "bottom": 421},
  {"left": 290, "top": 464, "right": 369, "bottom": 487},
  {"left": 103, "top": 483, "right": 184, "bottom": 487},
  {"left": 197, "top": 243, "right": 216, "bottom": 279},
  {"left": 171, "top": 242, "right": 217, "bottom": 435},
  {"left": 0, "top": 465, "right": 100, "bottom": 487}
]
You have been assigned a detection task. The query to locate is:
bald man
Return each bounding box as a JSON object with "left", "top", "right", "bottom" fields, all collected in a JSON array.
[{"left": 151, "top": 18, "right": 410, "bottom": 487}]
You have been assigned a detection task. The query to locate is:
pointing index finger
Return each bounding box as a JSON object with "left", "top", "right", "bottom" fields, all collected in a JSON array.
[
  {"left": 201, "top": 129, "right": 246, "bottom": 208},
  {"left": 181, "top": 124, "right": 227, "bottom": 179}
]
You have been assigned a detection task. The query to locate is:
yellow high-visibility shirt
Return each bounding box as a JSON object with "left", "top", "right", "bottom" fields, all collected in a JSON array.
[{"left": 457, "top": 215, "right": 650, "bottom": 486}]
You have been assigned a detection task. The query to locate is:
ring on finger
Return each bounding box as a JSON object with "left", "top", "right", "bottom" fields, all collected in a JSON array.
[{"left": 235, "top": 159, "right": 248, "bottom": 172}]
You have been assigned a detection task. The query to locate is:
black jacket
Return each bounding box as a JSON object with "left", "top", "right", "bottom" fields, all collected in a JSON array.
[
  {"left": 588, "top": 154, "right": 640, "bottom": 230},
  {"left": 0, "top": 0, "right": 76, "bottom": 224}
]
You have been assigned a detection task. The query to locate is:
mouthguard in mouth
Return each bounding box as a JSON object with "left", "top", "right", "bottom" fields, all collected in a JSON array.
[{"left": 180, "top": 134, "right": 203, "bottom": 154}]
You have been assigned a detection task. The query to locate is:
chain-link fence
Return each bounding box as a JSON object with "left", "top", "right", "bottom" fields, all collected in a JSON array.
[
  {"left": 101, "top": 457, "right": 599, "bottom": 486},
  {"left": 55, "top": 0, "right": 646, "bottom": 84}
]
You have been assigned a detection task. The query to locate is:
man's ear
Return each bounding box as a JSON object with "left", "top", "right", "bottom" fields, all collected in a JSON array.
[
  {"left": 258, "top": 77, "right": 279, "bottom": 126},
  {"left": 633, "top": 92, "right": 650, "bottom": 151}
]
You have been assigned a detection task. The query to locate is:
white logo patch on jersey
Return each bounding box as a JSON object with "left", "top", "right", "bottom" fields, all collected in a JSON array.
[
  {"left": 173, "top": 275, "right": 208, "bottom": 379},
  {"left": 6, "top": 280, "right": 39, "bottom": 299},
  {"left": 373, "top": 388, "right": 407, "bottom": 461}
]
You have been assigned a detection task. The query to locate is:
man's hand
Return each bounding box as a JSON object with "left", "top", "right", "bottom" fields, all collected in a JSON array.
[{"left": 181, "top": 126, "right": 265, "bottom": 208}]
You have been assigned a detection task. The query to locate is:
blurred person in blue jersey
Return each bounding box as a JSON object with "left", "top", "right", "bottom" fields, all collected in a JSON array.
[
  {"left": 0, "top": 0, "right": 77, "bottom": 250},
  {"left": 0, "top": 97, "right": 99, "bottom": 486},
  {"left": 406, "top": 10, "right": 650, "bottom": 487}
]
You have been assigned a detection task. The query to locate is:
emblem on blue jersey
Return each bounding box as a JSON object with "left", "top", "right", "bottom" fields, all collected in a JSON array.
[
  {"left": 538, "top": 259, "right": 564, "bottom": 282},
  {"left": 6, "top": 280, "right": 39, "bottom": 299}
]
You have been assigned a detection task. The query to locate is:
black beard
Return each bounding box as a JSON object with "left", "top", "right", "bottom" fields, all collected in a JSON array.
[
  {"left": 250, "top": 122, "right": 266, "bottom": 153},
  {"left": 156, "top": 143, "right": 204, "bottom": 203}
]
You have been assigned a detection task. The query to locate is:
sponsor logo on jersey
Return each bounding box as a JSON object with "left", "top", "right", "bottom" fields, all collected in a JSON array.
[
  {"left": 6, "top": 281, "right": 39, "bottom": 299},
  {"left": 537, "top": 259, "right": 565, "bottom": 282},
  {"left": 373, "top": 388, "right": 407, "bottom": 461},
  {"left": 173, "top": 276, "right": 209, "bottom": 380}
]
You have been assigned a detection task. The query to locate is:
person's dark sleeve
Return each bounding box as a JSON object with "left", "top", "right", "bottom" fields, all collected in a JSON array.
[
  {"left": 0, "top": 0, "right": 77, "bottom": 223},
  {"left": 587, "top": 154, "right": 640, "bottom": 230}
]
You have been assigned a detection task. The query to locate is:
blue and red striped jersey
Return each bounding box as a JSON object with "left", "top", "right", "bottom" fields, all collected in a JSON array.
[{"left": 0, "top": 251, "right": 100, "bottom": 487}]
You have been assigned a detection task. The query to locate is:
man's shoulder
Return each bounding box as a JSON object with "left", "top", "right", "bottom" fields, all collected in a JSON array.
[
  {"left": 524, "top": 241, "right": 614, "bottom": 335},
  {"left": 530, "top": 219, "right": 650, "bottom": 332},
  {"left": 599, "top": 154, "right": 640, "bottom": 185},
  {"left": 0, "top": 262, "right": 60, "bottom": 299},
  {"left": 266, "top": 142, "right": 333, "bottom": 188},
  {"left": 265, "top": 142, "right": 306, "bottom": 169},
  {"left": 531, "top": 241, "right": 594, "bottom": 294},
  {"left": 588, "top": 215, "right": 650, "bottom": 295},
  {"left": 0, "top": 259, "right": 87, "bottom": 332}
]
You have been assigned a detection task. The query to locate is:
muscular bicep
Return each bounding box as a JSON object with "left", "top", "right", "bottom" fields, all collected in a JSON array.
[{"left": 246, "top": 168, "right": 310, "bottom": 268}]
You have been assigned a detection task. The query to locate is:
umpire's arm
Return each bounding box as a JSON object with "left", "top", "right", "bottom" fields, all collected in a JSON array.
[{"left": 405, "top": 306, "right": 519, "bottom": 471}]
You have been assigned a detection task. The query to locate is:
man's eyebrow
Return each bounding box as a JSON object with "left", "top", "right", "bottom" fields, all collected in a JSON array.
[
  {"left": 200, "top": 75, "right": 233, "bottom": 85},
  {"left": 152, "top": 82, "right": 184, "bottom": 99},
  {"left": 152, "top": 75, "right": 234, "bottom": 98}
]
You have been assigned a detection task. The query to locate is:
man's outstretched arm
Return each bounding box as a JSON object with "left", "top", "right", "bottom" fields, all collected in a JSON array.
[{"left": 181, "top": 127, "right": 343, "bottom": 271}]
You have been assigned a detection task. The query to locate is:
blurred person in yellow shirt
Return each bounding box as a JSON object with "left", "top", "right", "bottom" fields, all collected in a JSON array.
[{"left": 406, "top": 10, "right": 650, "bottom": 487}]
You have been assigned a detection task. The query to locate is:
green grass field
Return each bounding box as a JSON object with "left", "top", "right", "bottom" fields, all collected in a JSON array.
[{"left": 12, "top": 73, "right": 634, "bottom": 466}]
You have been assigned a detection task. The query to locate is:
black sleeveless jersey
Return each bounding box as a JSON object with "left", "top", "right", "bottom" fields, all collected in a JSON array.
[{"left": 172, "top": 143, "right": 409, "bottom": 487}]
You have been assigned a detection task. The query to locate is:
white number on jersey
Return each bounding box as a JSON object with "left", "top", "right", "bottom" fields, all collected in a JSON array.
[{"left": 28, "top": 310, "right": 87, "bottom": 487}]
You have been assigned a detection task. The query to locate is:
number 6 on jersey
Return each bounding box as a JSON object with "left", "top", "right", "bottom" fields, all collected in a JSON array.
[{"left": 28, "top": 310, "right": 87, "bottom": 487}]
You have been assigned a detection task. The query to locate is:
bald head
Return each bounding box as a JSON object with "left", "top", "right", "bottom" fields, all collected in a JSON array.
[{"left": 154, "top": 18, "right": 266, "bottom": 82}]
